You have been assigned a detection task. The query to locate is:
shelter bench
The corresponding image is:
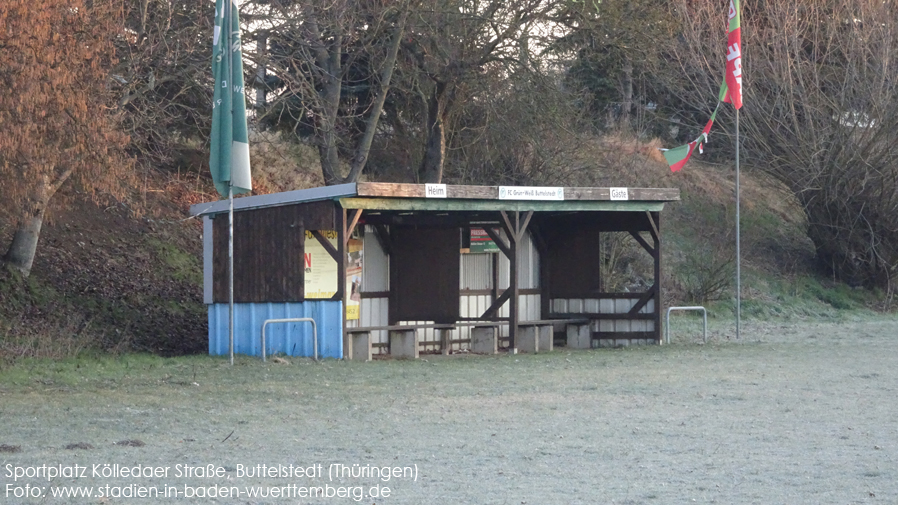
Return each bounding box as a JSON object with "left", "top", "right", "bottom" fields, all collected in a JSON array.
[
  {"left": 346, "top": 319, "right": 591, "bottom": 360},
  {"left": 513, "top": 319, "right": 590, "bottom": 353},
  {"left": 346, "top": 324, "right": 457, "bottom": 360}
]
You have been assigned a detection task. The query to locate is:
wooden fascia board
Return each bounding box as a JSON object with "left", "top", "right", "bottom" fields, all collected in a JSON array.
[
  {"left": 355, "top": 182, "right": 680, "bottom": 202},
  {"left": 338, "top": 197, "right": 666, "bottom": 213}
]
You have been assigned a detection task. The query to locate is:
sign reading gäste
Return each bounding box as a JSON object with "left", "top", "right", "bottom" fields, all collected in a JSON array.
[{"left": 497, "top": 186, "right": 564, "bottom": 201}]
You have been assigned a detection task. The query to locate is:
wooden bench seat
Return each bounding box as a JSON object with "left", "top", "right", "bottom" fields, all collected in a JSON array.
[
  {"left": 347, "top": 324, "right": 457, "bottom": 360},
  {"left": 346, "top": 319, "right": 592, "bottom": 359}
]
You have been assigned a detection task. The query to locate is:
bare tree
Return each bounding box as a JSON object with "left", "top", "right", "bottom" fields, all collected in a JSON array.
[
  {"left": 252, "top": 0, "right": 410, "bottom": 185},
  {"left": 658, "top": 0, "right": 898, "bottom": 289},
  {"left": 400, "top": 0, "right": 561, "bottom": 183},
  {"left": 113, "top": 0, "right": 215, "bottom": 172}
]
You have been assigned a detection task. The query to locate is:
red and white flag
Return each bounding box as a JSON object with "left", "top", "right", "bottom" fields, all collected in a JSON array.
[{"left": 723, "top": 0, "right": 743, "bottom": 109}]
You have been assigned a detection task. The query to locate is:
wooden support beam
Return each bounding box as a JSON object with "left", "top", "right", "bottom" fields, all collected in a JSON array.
[
  {"left": 481, "top": 287, "right": 512, "bottom": 318},
  {"left": 499, "top": 210, "right": 515, "bottom": 242},
  {"left": 339, "top": 208, "right": 349, "bottom": 358},
  {"left": 652, "top": 211, "right": 662, "bottom": 342},
  {"left": 627, "top": 285, "right": 656, "bottom": 315},
  {"left": 516, "top": 210, "right": 534, "bottom": 243},
  {"left": 345, "top": 209, "right": 363, "bottom": 240},
  {"left": 508, "top": 212, "right": 520, "bottom": 350},
  {"left": 628, "top": 230, "right": 655, "bottom": 257},
  {"left": 312, "top": 230, "right": 340, "bottom": 263},
  {"left": 483, "top": 226, "right": 512, "bottom": 259},
  {"left": 491, "top": 251, "right": 500, "bottom": 307},
  {"left": 645, "top": 210, "right": 659, "bottom": 244}
]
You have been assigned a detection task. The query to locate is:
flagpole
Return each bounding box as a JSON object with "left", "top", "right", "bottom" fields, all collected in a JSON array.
[
  {"left": 226, "top": 0, "right": 235, "bottom": 365},
  {"left": 228, "top": 185, "right": 235, "bottom": 365},
  {"left": 735, "top": 109, "right": 741, "bottom": 340}
]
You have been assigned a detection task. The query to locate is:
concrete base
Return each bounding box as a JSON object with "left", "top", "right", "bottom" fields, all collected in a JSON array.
[
  {"left": 390, "top": 329, "right": 418, "bottom": 359},
  {"left": 566, "top": 324, "right": 591, "bottom": 349},
  {"left": 351, "top": 332, "right": 372, "bottom": 361},
  {"left": 517, "top": 326, "right": 539, "bottom": 353},
  {"left": 597, "top": 338, "right": 660, "bottom": 348},
  {"left": 439, "top": 329, "right": 453, "bottom": 355},
  {"left": 471, "top": 326, "right": 498, "bottom": 354},
  {"left": 538, "top": 325, "right": 553, "bottom": 352}
]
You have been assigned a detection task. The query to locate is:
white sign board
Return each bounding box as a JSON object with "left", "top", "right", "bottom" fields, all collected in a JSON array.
[
  {"left": 425, "top": 183, "right": 447, "bottom": 198},
  {"left": 609, "top": 187, "right": 629, "bottom": 201},
  {"left": 498, "top": 186, "right": 564, "bottom": 201}
]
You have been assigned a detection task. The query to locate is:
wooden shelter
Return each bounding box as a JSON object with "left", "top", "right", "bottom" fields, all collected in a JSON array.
[{"left": 190, "top": 183, "right": 680, "bottom": 359}]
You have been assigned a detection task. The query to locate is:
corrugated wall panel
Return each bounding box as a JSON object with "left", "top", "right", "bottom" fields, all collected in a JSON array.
[
  {"left": 518, "top": 294, "right": 541, "bottom": 320},
  {"left": 461, "top": 253, "right": 492, "bottom": 290},
  {"left": 361, "top": 297, "right": 389, "bottom": 352},
  {"left": 496, "top": 230, "right": 539, "bottom": 290},
  {"left": 552, "top": 297, "right": 655, "bottom": 334},
  {"left": 208, "top": 301, "right": 343, "bottom": 358},
  {"left": 362, "top": 225, "right": 389, "bottom": 292}
]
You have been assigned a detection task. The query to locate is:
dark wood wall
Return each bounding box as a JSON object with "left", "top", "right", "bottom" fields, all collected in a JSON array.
[
  {"left": 539, "top": 211, "right": 655, "bottom": 299},
  {"left": 212, "top": 201, "right": 335, "bottom": 303},
  {"left": 389, "top": 226, "right": 460, "bottom": 324}
]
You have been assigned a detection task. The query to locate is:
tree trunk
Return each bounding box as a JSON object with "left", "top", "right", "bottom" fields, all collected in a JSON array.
[
  {"left": 3, "top": 179, "right": 53, "bottom": 278},
  {"left": 344, "top": 6, "right": 409, "bottom": 183},
  {"left": 419, "top": 81, "right": 449, "bottom": 183},
  {"left": 620, "top": 59, "right": 633, "bottom": 130},
  {"left": 318, "top": 74, "right": 343, "bottom": 185}
]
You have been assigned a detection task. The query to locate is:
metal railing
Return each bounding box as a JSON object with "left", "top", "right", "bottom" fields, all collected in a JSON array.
[
  {"left": 665, "top": 306, "right": 707, "bottom": 344},
  {"left": 261, "top": 318, "right": 318, "bottom": 362}
]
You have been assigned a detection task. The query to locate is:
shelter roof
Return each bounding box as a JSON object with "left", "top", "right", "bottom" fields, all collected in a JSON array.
[{"left": 189, "top": 182, "right": 679, "bottom": 217}]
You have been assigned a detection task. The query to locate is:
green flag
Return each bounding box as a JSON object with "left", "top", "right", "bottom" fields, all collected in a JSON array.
[{"left": 210, "top": 0, "right": 251, "bottom": 197}]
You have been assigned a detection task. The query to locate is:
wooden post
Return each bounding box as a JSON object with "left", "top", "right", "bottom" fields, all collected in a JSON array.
[
  {"left": 501, "top": 210, "right": 532, "bottom": 352},
  {"left": 340, "top": 208, "right": 363, "bottom": 358},
  {"left": 509, "top": 221, "right": 518, "bottom": 351},
  {"left": 491, "top": 252, "right": 500, "bottom": 311},
  {"left": 652, "top": 211, "right": 661, "bottom": 343},
  {"left": 339, "top": 208, "right": 349, "bottom": 358}
]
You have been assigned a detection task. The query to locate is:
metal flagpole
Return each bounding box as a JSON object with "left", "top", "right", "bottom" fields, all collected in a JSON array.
[
  {"left": 229, "top": 185, "right": 235, "bottom": 365},
  {"left": 735, "top": 109, "right": 741, "bottom": 340},
  {"left": 225, "top": 0, "right": 235, "bottom": 365}
]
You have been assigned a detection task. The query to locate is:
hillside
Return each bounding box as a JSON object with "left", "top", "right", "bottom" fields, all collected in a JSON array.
[
  {"left": 0, "top": 144, "right": 888, "bottom": 362},
  {"left": 0, "top": 178, "right": 210, "bottom": 359}
]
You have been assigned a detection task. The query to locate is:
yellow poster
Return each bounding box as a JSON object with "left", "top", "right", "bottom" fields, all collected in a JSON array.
[
  {"left": 345, "top": 238, "right": 363, "bottom": 320},
  {"left": 304, "top": 230, "right": 338, "bottom": 298}
]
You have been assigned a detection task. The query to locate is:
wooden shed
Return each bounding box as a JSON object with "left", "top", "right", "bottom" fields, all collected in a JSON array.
[{"left": 189, "top": 183, "right": 680, "bottom": 359}]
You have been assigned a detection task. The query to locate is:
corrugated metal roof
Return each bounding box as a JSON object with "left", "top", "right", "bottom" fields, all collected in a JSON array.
[{"left": 190, "top": 183, "right": 357, "bottom": 217}]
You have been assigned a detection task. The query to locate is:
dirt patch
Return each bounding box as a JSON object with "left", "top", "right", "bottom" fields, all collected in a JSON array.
[
  {"left": 0, "top": 188, "right": 206, "bottom": 357},
  {"left": 0, "top": 319, "right": 896, "bottom": 503}
]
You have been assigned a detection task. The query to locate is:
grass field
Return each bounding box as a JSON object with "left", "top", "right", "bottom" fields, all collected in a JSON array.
[{"left": 1, "top": 318, "right": 897, "bottom": 504}]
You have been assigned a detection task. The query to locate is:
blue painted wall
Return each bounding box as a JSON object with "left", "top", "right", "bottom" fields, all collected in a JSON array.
[{"left": 208, "top": 301, "right": 343, "bottom": 359}]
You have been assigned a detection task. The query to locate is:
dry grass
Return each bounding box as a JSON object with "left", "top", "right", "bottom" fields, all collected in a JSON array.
[
  {"left": 0, "top": 314, "right": 101, "bottom": 365},
  {"left": 249, "top": 131, "right": 324, "bottom": 193}
]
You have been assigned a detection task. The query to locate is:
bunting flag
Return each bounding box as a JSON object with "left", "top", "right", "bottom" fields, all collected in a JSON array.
[
  {"left": 661, "top": 0, "right": 744, "bottom": 172},
  {"left": 210, "top": 0, "right": 252, "bottom": 197},
  {"left": 723, "top": 0, "right": 743, "bottom": 109},
  {"left": 661, "top": 105, "right": 719, "bottom": 172}
]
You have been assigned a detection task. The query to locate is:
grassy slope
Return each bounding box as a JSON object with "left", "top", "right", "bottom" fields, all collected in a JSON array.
[
  {"left": 0, "top": 139, "right": 889, "bottom": 362},
  {"left": 0, "top": 180, "right": 210, "bottom": 359}
]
